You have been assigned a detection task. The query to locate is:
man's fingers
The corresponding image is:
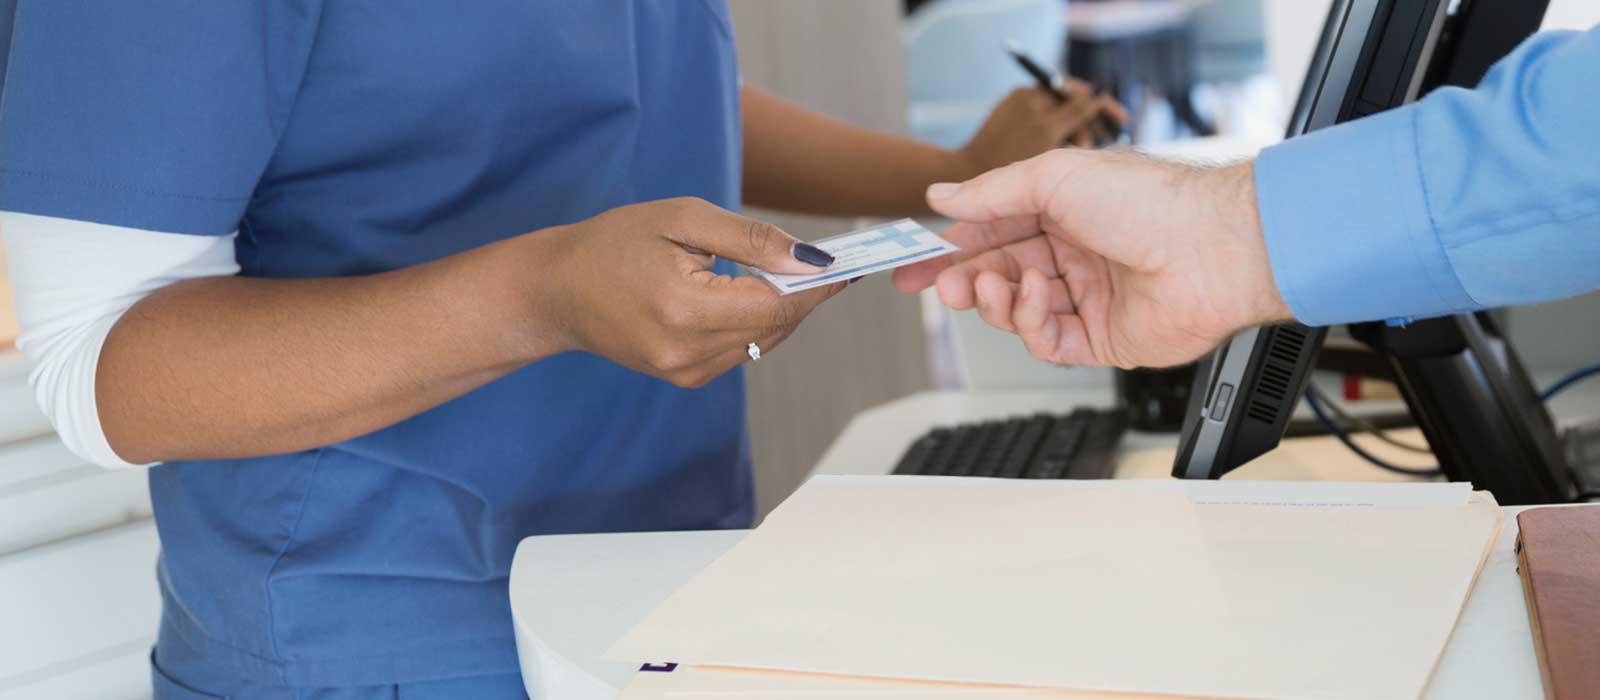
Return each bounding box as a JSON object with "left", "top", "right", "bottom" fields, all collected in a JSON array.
[
  {"left": 667, "top": 201, "right": 830, "bottom": 275},
  {"left": 891, "top": 262, "right": 948, "bottom": 294},
  {"left": 931, "top": 255, "right": 1012, "bottom": 311},
  {"left": 924, "top": 234, "right": 1065, "bottom": 310},
  {"left": 893, "top": 216, "right": 1041, "bottom": 293},
  {"left": 972, "top": 270, "right": 1018, "bottom": 333},
  {"left": 933, "top": 264, "right": 978, "bottom": 311},
  {"left": 931, "top": 249, "right": 1022, "bottom": 308},
  {"left": 939, "top": 216, "right": 1046, "bottom": 258},
  {"left": 1014, "top": 269, "right": 1060, "bottom": 358},
  {"left": 1014, "top": 267, "right": 1077, "bottom": 330},
  {"left": 926, "top": 150, "right": 1073, "bottom": 224},
  {"left": 1024, "top": 314, "right": 1098, "bottom": 366},
  {"left": 1016, "top": 270, "right": 1097, "bottom": 365}
]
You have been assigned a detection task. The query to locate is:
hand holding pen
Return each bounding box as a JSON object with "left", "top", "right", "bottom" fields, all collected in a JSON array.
[{"left": 1006, "top": 42, "right": 1126, "bottom": 146}]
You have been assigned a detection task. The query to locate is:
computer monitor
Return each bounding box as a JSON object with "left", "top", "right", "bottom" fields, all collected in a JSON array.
[{"left": 1172, "top": 0, "right": 1580, "bottom": 505}]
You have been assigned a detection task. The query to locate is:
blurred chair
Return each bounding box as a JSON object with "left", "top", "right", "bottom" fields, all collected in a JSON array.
[{"left": 903, "top": 0, "right": 1068, "bottom": 149}]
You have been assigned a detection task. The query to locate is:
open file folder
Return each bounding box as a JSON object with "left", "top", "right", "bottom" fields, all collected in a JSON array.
[{"left": 608, "top": 477, "right": 1499, "bottom": 700}]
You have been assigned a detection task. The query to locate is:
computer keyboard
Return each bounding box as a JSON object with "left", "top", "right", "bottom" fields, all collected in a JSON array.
[{"left": 892, "top": 409, "right": 1130, "bottom": 479}]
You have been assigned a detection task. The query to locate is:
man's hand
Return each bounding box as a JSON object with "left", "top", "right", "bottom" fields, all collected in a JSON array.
[
  {"left": 540, "top": 197, "right": 846, "bottom": 387},
  {"left": 958, "top": 86, "right": 1127, "bottom": 175},
  {"left": 892, "top": 149, "right": 1292, "bottom": 369}
]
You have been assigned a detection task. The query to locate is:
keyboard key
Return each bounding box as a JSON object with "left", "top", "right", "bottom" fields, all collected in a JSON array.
[
  {"left": 897, "top": 410, "right": 1128, "bottom": 480},
  {"left": 997, "top": 416, "right": 1052, "bottom": 478}
]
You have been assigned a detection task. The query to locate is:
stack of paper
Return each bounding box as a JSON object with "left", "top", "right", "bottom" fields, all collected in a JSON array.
[{"left": 607, "top": 477, "right": 1499, "bottom": 700}]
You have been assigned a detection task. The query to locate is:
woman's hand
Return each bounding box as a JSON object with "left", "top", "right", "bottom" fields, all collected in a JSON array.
[
  {"left": 893, "top": 150, "right": 1291, "bottom": 369},
  {"left": 535, "top": 197, "right": 846, "bottom": 387},
  {"left": 958, "top": 85, "right": 1127, "bottom": 175}
]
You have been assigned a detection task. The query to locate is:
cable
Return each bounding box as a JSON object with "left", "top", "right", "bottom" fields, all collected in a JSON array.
[
  {"left": 1311, "top": 390, "right": 1432, "bottom": 453},
  {"left": 1304, "top": 385, "right": 1443, "bottom": 477},
  {"left": 1541, "top": 363, "right": 1600, "bottom": 401}
]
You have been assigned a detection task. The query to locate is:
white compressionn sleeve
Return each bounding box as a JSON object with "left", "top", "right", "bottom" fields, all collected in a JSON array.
[{"left": 0, "top": 211, "right": 240, "bottom": 469}]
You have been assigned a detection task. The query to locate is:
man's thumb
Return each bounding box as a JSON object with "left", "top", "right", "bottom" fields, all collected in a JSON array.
[{"left": 927, "top": 152, "right": 1066, "bottom": 223}]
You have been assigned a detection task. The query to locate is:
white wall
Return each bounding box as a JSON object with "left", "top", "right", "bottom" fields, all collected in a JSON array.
[
  {"left": 1263, "top": 0, "right": 1335, "bottom": 108},
  {"left": 1543, "top": 0, "right": 1600, "bottom": 31}
]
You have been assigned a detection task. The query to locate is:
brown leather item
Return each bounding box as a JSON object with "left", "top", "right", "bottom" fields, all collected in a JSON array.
[{"left": 1516, "top": 506, "right": 1600, "bottom": 700}]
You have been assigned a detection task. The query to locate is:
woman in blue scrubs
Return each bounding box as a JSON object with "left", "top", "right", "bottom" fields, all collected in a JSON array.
[{"left": 0, "top": 2, "right": 1115, "bottom": 697}]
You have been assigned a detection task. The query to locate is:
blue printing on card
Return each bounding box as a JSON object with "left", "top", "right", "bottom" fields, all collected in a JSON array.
[{"left": 783, "top": 245, "right": 953, "bottom": 288}]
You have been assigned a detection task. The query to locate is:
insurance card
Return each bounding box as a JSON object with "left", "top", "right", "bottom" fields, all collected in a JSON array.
[{"left": 748, "top": 219, "right": 957, "bottom": 295}]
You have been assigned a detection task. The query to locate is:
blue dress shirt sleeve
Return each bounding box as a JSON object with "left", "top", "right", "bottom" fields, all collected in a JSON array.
[
  {"left": 0, "top": 1, "right": 324, "bottom": 235},
  {"left": 1255, "top": 27, "right": 1600, "bottom": 326}
]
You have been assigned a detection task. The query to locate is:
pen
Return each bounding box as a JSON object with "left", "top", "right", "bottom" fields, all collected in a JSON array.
[{"left": 1005, "top": 42, "right": 1122, "bottom": 145}]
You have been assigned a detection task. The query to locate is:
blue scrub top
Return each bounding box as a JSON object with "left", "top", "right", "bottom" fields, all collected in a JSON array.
[{"left": 0, "top": 0, "right": 750, "bottom": 687}]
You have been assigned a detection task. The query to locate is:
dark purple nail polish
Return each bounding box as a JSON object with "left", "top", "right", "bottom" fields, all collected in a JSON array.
[
  {"left": 848, "top": 276, "right": 864, "bottom": 286},
  {"left": 792, "top": 242, "right": 835, "bottom": 267}
]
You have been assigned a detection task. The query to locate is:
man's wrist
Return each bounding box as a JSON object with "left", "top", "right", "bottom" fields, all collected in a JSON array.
[{"left": 1215, "top": 161, "right": 1294, "bottom": 330}]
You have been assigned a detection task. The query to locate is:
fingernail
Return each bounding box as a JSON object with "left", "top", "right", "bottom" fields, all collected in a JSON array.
[
  {"left": 927, "top": 182, "right": 960, "bottom": 199},
  {"left": 848, "top": 276, "right": 864, "bottom": 286},
  {"left": 792, "top": 242, "right": 835, "bottom": 267}
]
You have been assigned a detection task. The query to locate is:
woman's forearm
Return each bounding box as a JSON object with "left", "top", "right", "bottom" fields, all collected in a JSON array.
[
  {"left": 741, "top": 86, "right": 977, "bottom": 219},
  {"left": 97, "top": 233, "right": 569, "bottom": 463}
]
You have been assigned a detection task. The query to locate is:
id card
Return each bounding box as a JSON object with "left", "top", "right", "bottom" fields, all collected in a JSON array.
[{"left": 748, "top": 219, "right": 957, "bottom": 294}]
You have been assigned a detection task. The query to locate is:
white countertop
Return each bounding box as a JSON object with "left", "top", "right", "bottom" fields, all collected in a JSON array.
[
  {"left": 510, "top": 503, "right": 1564, "bottom": 700},
  {"left": 510, "top": 376, "right": 1600, "bottom": 699}
]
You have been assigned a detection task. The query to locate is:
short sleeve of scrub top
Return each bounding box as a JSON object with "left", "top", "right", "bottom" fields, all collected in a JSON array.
[{"left": 0, "top": 0, "right": 323, "bottom": 235}]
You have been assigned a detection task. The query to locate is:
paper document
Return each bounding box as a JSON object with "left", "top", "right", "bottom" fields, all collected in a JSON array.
[
  {"left": 620, "top": 663, "right": 1158, "bottom": 699},
  {"left": 975, "top": 478, "right": 1474, "bottom": 508},
  {"left": 609, "top": 476, "right": 1500, "bottom": 700},
  {"left": 750, "top": 219, "right": 956, "bottom": 294},
  {"left": 1172, "top": 479, "right": 1473, "bottom": 507}
]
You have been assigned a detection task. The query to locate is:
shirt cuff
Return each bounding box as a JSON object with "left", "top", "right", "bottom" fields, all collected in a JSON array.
[{"left": 1254, "top": 107, "right": 1478, "bottom": 326}]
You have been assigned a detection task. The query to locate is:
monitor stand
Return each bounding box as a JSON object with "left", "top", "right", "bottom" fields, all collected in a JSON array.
[{"left": 1349, "top": 314, "right": 1580, "bottom": 504}]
